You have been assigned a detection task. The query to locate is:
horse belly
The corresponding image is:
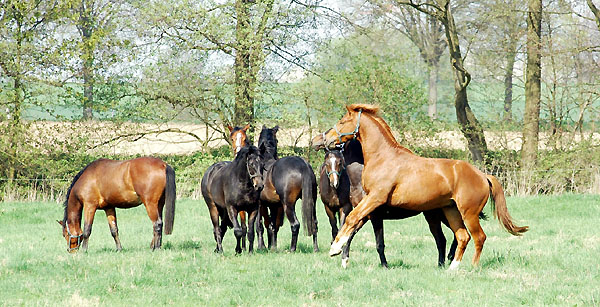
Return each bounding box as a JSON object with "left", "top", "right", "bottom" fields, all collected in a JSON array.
[{"left": 389, "top": 186, "right": 452, "bottom": 211}]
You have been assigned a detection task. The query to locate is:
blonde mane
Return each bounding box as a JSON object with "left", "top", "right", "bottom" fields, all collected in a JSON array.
[{"left": 346, "top": 104, "right": 413, "bottom": 154}]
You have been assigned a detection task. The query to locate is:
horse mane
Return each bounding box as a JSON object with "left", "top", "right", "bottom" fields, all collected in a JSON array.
[
  {"left": 258, "top": 127, "right": 278, "bottom": 160},
  {"left": 62, "top": 161, "right": 97, "bottom": 226},
  {"left": 346, "top": 104, "right": 413, "bottom": 154}
]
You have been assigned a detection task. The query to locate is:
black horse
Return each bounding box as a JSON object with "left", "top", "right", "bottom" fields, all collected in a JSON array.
[
  {"left": 201, "top": 146, "right": 264, "bottom": 254},
  {"left": 319, "top": 150, "right": 353, "bottom": 242},
  {"left": 256, "top": 126, "right": 319, "bottom": 252},
  {"left": 313, "top": 137, "right": 459, "bottom": 268}
]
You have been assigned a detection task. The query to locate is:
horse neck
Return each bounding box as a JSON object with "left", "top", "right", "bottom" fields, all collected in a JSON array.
[
  {"left": 64, "top": 198, "right": 83, "bottom": 233},
  {"left": 231, "top": 156, "right": 251, "bottom": 182},
  {"left": 263, "top": 147, "right": 278, "bottom": 161},
  {"left": 357, "top": 114, "right": 412, "bottom": 166}
]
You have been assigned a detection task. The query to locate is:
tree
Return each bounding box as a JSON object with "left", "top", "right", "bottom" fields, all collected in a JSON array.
[
  {"left": 588, "top": 0, "right": 600, "bottom": 31},
  {"left": 0, "top": 0, "right": 63, "bottom": 180},
  {"left": 521, "top": 0, "right": 542, "bottom": 169},
  {"left": 137, "top": 0, "right": 319, "bottom": 141},
  {"left": 395, "top": 0, "right": 489, "bottom": 165},
  {"left": 380, "top": 6, "right": 446, "bottom": 119}
]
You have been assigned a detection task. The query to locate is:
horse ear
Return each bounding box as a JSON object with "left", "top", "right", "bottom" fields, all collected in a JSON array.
[
  {"left": 227, "top": 125, "right": 233, "bottom": 133},
  {"left": 345, "top": 105, "right": 353, "bottom": 113},
  {"left": 57, "top": 220, "right": 64, "bottom": 226},
  {"left": 243, "top": 123, "right": 250, "bottom": 131},
  {"left": 273, "top": 126, "right": 279, "bottom": 134}
]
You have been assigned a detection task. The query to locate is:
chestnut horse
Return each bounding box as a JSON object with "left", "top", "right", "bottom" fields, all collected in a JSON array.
[
  {"left": 314, "top": 138, "right": 458, "bottom": 268},
  {"left": 58, "top": 157, "right": 176, "bottom": 253},
  {"left": 322, "top": 104, "right": 528, "bottom": 269},
  {"left": 201, "top": 145, "right": 264, "bottom": 253}
]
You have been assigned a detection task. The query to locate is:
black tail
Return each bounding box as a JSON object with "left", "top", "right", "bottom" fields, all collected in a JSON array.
[
  {"left": 163, "top": 164, "right": 176, "bottom": 235},
  {"left": 301, "top": 162, "right": 318, "bottom": 236}
]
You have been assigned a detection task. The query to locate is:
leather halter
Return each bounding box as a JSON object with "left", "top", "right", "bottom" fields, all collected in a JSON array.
[
  {"left": 65, "top": 222, "right": 82, "bottom": 252},
  {"left": 334, "top": 109, "right": 362, "bottom": 144}
]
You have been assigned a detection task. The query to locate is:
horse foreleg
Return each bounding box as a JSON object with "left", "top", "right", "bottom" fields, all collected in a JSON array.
[
  {"left": 257, "top": 204, "right": 269, "bottom": 250},
  {"left": 330, "top": 194, "right": 383, "bottom": 257},
  {"left": 239, "top": 211, "right": 247, "bottom": 251},
  {"left": 247, "top": 209, "right": 258, "bottom": 253},
  {"left": 81, "top": 203, "right": 98, "bottom": 252},
  {"left": 324, "top": 204, "right": 338, "bottom": 243},
  {"left": 423, "top": 210, "right": 447, "bottom": 267},
  {"left": 105, "top": 208, "right": 122, "bottom": 251},
  {"left": 226, "top": 206, "right": 243, "bottom": 254},
  {"left": 340, "top": 217, "right": 368, "bottom": 268}
]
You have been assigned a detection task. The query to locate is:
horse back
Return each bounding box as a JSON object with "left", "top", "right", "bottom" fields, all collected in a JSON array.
[
  {"left": 72, "top": 157, "right": 166, "bottom": 208},
  {"left": 270, "top": 156, "right": 313, "bottom": 201}
]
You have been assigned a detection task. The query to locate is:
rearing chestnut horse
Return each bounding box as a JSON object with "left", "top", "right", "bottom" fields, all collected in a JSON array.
[
  {"left": 322, "top": 104, "right": 528, "bottom": 269},
  {"left": 58, "top": 157, "right": 176, "bottom": 252}
]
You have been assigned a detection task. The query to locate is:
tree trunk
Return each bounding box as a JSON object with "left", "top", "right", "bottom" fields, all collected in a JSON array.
[
  {"left": 444, "top": 3, "right": 488, "bottom": 165},
  {"left": 522, "top": 0, "right": 542, "bottom": 169},
  {"left": 588, "top": 0, "right": 600, "bottom": 31},
  {"left": 80, "top": 2, "right": 94, "bottom": 120},
  {"left": 503, "top": 40, "right": 517, "bottom": 122},
  {"left": 427, "top": 62, "right": 438, "bottom": 119},
  {"left": 234, "top": 0, "right": 255, "bottom": 141}
]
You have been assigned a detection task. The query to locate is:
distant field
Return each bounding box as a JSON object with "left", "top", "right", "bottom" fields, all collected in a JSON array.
[{"left": 1, "top": 195, "right": 599, "bottom": 305}]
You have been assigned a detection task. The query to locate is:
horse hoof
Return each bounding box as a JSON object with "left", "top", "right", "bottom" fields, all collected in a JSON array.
[
  {"left": 448, "top": 260, "right": 461, "bottom": 270},
  {"left": 341, "top": 258, "right": 349, "bottom": 268}
]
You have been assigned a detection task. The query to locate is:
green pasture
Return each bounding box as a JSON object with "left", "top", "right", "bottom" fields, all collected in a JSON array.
[{"left": 1, "top": 195, "right": 599, "bottom": 305}]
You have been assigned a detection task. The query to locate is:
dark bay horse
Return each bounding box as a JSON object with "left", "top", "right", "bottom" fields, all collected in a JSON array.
[
  {"left": 227, "top": 124, "right": 252, "bottom": 250},
  {"left": 58, "top": 157, "right": 176, "bottom": 252},
  {"left": 201, "top": 145, "right": 264, "bottom": 254},
  {"left": 314, "top": 137, "right": 458, "bottom": 268},
  {"left": 322, "top": 104, "right": 528, "bottom": 269},
  {"left": 257, "top": 126, "right": 319, "bottom": 252}
]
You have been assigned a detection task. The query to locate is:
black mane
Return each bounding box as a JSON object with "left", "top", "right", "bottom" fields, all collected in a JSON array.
[
  {"left": 258, "top": 126, "right": 278, "bottom": 160},
  {"left": 62, "top": 161, "right": 96, "bottom": 226}
]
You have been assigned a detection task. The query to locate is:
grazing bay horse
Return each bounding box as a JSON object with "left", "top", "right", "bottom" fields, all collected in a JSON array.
[
  {"left": 314, "top": 137, "right": 458, "bottom": 268},
  {"left": 322, "top": 104, "right": 528, "bottom": 269},
  {"left": 58, "top": 157, "right": 176, "bottom": 252},
  {"left": 201, "top": 146, "right": 264, "bottom": 254},
  {"left": 257, "top": 126, "right": 319, "bottom": 252}
]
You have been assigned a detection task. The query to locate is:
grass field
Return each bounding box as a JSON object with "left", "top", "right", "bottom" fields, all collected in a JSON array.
[{"left": 1, "top": 194, "right": 599, "bottom": 306}]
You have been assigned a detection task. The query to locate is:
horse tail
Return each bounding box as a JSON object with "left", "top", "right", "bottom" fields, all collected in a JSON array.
[
  {"left": 301, "top": 163, "right": 318, "bottom": 236},
  {"left": 486, "top": 175, "right": 528, "bottom": 236},
  {"left": 163, "top": 164, "right": 176, "bottom": 235}
]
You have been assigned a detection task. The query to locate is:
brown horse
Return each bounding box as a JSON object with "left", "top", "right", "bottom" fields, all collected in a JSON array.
[
  {"left": 227, "top": 124, "right": 251, "bottom": 250},
  {"left": 322, "top": 104, "right": 528, "bottom": 269},
  {"left": 58, "top": 157, "right": 176, "bottom": 253},
  {"left": 314, "top": 138, "right": 459, "bottom": 268}
]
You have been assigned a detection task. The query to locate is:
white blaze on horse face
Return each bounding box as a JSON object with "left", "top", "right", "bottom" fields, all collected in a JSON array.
[
  {"left": 235, "top": 133, "right": 243, "bottom": 154},
  {"left": 329, "top": 156, "right": 338, "bottom": 187}
]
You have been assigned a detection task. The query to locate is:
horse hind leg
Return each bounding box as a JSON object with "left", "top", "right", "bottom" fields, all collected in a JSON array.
[
  {"left": 105, "top": 208, "right": 122, "bottom": 251},
  {"left": 283, "top": 201, "right": 300, "bottom": 252},
  {"left": 442, "top": 206, "right": 470, "bottom": 270},
  {"left": 462, "top": 204, "right": 487, "bottom": 267},
  {"left": 143, "top": 200, "right": 163, "bottom": 250}
]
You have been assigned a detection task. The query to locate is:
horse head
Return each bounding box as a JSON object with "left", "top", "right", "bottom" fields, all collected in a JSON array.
[
  {"left": 228, "top": 124, "right": 250, "bottom": 155},
  {"left": 322, "top": 104, "right": 379, "bottom": 149},
  {"left": 258, "top": 125, "right": 279, "bottom": 160},
  {"left": 237, "top": 145, "right": 264, "bottom": 191},
  {"left": 323, "top": 150, "right": 345, "bottom": 189},
  {"left": 57, "top": 219, "right": 82, "bottom": 253}
]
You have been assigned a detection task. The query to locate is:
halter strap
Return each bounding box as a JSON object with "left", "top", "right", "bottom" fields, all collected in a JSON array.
[
  {"left": 334, "top": 109, "right": 362, "bottom": 144},
  {"left": 65, "top": 222, "right": 82, "bottom": 252}
]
